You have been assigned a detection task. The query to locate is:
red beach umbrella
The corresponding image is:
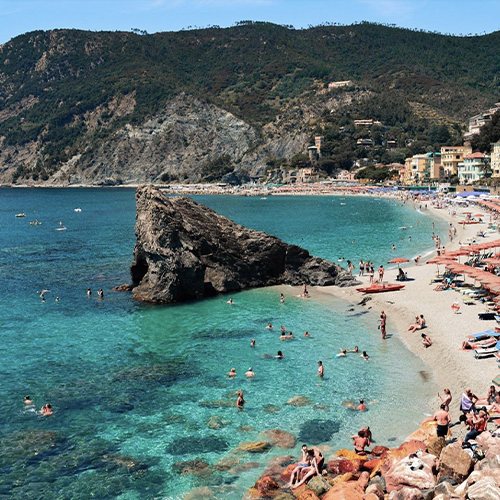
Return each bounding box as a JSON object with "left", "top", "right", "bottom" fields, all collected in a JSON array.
[{"left": 387, "top": 258, "right": 410, "bottom": 264}]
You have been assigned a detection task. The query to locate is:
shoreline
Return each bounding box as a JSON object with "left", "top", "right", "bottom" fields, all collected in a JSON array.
[{"left": 315, "top": 197, "right": 500, "bottom": 435}]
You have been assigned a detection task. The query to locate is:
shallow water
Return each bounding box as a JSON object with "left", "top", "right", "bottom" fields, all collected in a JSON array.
[{"left": 0, "top": 189, "right": 448, "bottom": 499}]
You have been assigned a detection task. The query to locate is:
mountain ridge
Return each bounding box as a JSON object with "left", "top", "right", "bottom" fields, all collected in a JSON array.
[{"left": 0, "top": 22, "right": 499, "bottom": 185}]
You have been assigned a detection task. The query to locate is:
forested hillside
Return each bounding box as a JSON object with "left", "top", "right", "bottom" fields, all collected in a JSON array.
[{"left": 0, "top": 21, "right": 499, "bottom": 185}]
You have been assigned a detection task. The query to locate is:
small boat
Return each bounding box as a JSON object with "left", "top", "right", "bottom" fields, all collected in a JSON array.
[
  {"left": 30, "top": 220, "right": 42, "bottom": 226},
  {"left": 260, "top": 197, "right": 267, "bottom": 200},
  {"left": 340, "top": 203, "right": 346, "bottom": 206},
  {"left": 399, "top": 226, "right": 407, "bottom": 230},
  {"left": 356, "top": 283, "right": 405, "bottom": 294},
  {"left": 15, "top": 213, "right": 25, "bottom": 217},
  {"left": 74, "top": 208, "right": 82, "bottom": 212}
]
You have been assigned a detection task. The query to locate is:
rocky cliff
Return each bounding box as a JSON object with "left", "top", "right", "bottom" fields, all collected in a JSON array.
[{"left": 130, "top": 185, "right": 357, "bottom": 303}]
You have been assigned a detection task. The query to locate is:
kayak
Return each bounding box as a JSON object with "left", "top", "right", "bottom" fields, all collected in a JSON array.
[{"left": 356, "top": 283, "right": 405, "bottom": 294}]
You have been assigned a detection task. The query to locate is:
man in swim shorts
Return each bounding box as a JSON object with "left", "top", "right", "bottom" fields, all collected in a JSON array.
[{"left": 433, "top": 404, "right": 451, "bottom": 438}]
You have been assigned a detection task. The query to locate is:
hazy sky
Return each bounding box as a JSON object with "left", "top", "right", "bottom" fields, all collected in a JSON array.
[{"left": 1, "top": 0, "right": 499, "bottom": 44}]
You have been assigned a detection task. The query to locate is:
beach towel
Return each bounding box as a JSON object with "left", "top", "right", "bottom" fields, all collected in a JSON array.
[
  {"left": 461, "top": 393, "right": 474, "bottom": 411},
  {"left": 493, "top": 374, "right": 500, "bottom": 388}
]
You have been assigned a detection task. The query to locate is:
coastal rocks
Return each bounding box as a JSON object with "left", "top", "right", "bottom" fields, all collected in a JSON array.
[
  {"left": 173, "top": 459, "right": 211, "bottom": 476},
  {"left": 236, "top": 441, "right": 272, "bottom": 453},
  {"left": 207, "top": 416, "right": 231, "bottom": 429},
  {"left": 306, "top": 475, "right": 331, "bottom": 496},
  {"left": 131, "top": 186, "right": 358, "bottom": 304},
  {"left": 467, "top": 476, "right": 500, "bottom": 500},
  {"left": 260, "top": 430, "right": 296, "bottom": 449},
  {"left": 323, "top": 470, "right": 370, "bottom": 500},
  {"left": 253, "top": 476, "right": 280, "bottom": 496},
  {"left": 327, "top": 458, "right": 366, "bottom": 475},
  {"left": 384, "top": 452, "right": 437, "bottom": 492},
  {"left": 183, "top": 486, "right": 218, "bottom": 500},
  {"left": 287, "top": 396, "right": 312, "bottom": 407},
  {"left": 388, "top": 487, "right": 424, "bottom": 500},
  {"left": 426, "top": 437, "right": 446, "bottom": 459},
  {"left": 112, "top": 283, "right": 133, "bottom": 291},
  {"left": 438, "top": 442, "right": 474, "bottom": 483},
  {"left": 165, "top": 436, "right": 229, "bottom": 455},
  {"left": 295, "top": 490, "right": 321, "bottom": 500}
]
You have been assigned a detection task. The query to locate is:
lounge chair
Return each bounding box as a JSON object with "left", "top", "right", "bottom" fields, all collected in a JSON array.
[
  {"left": 474, "top": 341, "right": 500, "bottom": 359},
  {"left": 467, "top": 329, "right": 499, "bottom": 341},
  {"left": 479, "top": 312, "right": 497, "bottom": 320}
]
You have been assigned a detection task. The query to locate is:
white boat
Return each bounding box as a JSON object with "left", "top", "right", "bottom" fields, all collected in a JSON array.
[
  {"left": 74, "top": 208, "right": 82, "bottom": 212},
  {"left": 15, "top": 213, "right": 25, "bottom": 217}
]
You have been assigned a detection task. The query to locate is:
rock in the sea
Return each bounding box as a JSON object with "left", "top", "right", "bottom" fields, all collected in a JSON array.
[
  {"left": 299, "top": 419, "right": 340, "bottom": 445},
  {"left": 287, "top": 396, "right": 312, "bottom": 407},
  {"left": 253, "top": 475, "right": 280, "bottom": 496},
  {"left": 112, "top": 283, "right": 133, "bottom": 291},
  {"left": 172, "top": 459, "right": 211, "bottom": 476},
  {"left": 130, "top": 186, "right": 358, "bottom": 303},
  {"left": 259, "top": 430, "right": 296, "bottom": 449},
  {"left": 307, "top": 475, "right": 331, "bottom": 496},
  {"left": 236, "top": 441, "right": 272, "bottom": 453}
]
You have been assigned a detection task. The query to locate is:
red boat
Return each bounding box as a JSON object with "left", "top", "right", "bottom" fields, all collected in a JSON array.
[{"left": 356, "top": 283, "right": 405, "bottom": 294}]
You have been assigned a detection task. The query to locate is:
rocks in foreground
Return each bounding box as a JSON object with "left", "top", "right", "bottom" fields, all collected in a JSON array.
[{"left": 130, "top": 185, "right": 358, "bottom": 303}]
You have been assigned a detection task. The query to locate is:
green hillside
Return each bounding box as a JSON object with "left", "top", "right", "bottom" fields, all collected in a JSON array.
[{"left": 0, "top": 21, "right": 499, "bottom": 183}]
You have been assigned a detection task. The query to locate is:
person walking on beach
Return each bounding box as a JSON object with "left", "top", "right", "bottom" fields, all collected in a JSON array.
[
  {"left": 438, "top": 388, "right": 452, "bottom": 411},
  {"left": 433, "top": 404, "right": 451, "bottom": 438},
  {"left": 378, "top": 265, "right": 384, "bottom": 283},
  {"left": 359, "top": 260, "right": 364, "bottom": 276},
  {"left": 378, "top": 312, "right": 386, "bottom": 340}
]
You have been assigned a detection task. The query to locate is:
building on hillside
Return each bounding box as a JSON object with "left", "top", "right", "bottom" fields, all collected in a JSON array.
[
  {"left": 457, "top": 152, "right": 489, "bottom": 184},
  {"left": 491, "top": 140, "right": 500, "bottom": 178},
  {"left": 336, "top": 170, "right": 356, "bottom": 182},
  {"left": 425, "top": 152, "right": 442, "bottom": 181},
  {"left": 281, "top": 168, "right": 298, "bottom": 184},
  {"left": 328, "top": 80, "right": 353, "bottom": 89},
  {"left": 296, "top": 167, "right": 320, "bottom": 183},
  {"left": 308, "top": 146, "right": 318, "bottom": 161},
  {"left": 404, "top": 154, "right": 428, "bottom": 184},
  {"left": 356, "top": 138, "right": 374, "bottom": 146},
  {"left": 386, "top": 140, "right": 397, "bottom": 148},
  {"left": 353, "top": 119, "right": 383, "bottom": 128},
  {"left": 315, "top": 136, "right": 324, "bottom": 155},
  {"left": 440, "top": 145, "right": 472, "bottom": 177},
  {"left": 464, "top": 103, "right": 500, "bottom": 141}
]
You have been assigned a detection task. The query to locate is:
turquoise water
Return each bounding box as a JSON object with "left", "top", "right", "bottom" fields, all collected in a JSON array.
[{"left": 0, "top": 190, "right": 448, "bottom": 500}]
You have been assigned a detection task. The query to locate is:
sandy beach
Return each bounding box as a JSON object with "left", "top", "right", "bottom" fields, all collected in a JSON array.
[{"left": 309, "top": 197, "right": 500, "bottom": 432}]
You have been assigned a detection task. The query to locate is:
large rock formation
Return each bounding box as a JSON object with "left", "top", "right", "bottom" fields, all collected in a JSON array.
[{"left": 130, "top": 185, "right": 358, "bottom": 304}]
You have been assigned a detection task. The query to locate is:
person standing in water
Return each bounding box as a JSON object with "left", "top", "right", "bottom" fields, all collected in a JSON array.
[{"left": 317, "top": 361, "right": 324, "bottom": 377}]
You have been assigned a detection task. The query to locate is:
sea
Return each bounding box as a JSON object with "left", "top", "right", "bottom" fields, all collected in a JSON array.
[{"left": 0, "top": 189, "right": 449, "bottom": 500}]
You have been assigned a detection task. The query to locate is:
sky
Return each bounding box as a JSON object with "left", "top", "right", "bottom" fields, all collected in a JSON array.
[{"left": 0, "top": 0, "right": 499, "bottom": 44}]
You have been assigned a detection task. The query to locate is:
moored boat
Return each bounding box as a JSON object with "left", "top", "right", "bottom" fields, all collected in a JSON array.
[{"left": 356, "top": 283, "right": 405, "bottom": 294}]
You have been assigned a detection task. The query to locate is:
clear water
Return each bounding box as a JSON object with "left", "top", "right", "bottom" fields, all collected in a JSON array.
[{"left": 0, "top": 190, "right": 447, "bottom": 500}]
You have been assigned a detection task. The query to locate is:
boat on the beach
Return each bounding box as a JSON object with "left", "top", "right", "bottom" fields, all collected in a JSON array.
[{"left": 356, "top": 283, "right": 405, "bottom": 294}]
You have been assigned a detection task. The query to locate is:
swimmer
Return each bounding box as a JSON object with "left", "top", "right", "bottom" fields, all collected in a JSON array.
[
  {"left": 250, "top": 339, "right": 255, "bottom": 347},
  {"left": 266, "top": 323, "right": 273, "bottom": 330},
  {"left": 317, "top": 361, "right": 324, "bottom": 377},
  {"left": 25, "top": 395, "right": 32, "bottom": 404},
  {"left": 355, "top": 398, "right": 367, "bottom": 411},
  {"left": 304, "top": 331, "right": 311, "bottom": 337},
  {"left": 87, "top": 288, "right": 92, "bottom": 296},
  {"left": 40, "top": 404, "right": 53, "bottom": 416},
  {"left": 236, "top": 390, "right": 245, "bottom": 409},
  {"left": 55, "top": 296, "right": 60, "bottom": 302},
  {"left": 227, "top": 298, "right": 234, "bottom": 304},
  {"left": 360, "top": 351, "right": 370, "bottom": 361},
  {"left": 287, "top": 331, "right": 294, "bottom": 339},
  {"left": 302, "top": 283, "right": 309, "bottom": 297},
  {"left": 98, "top": 288, "right": 104, "bottom": 299},
  {"left": 336, "top": 349, "right": 347, "bottom": 357},
  {"left": 346, "top": 346, "right": 358, "bottom": 353},
  {"left": 245, "top": 367, "right": 255, "bottom": 378},
  {"left": 227, "top": 367, "right": 237, "bottom": 378},
  {"left": 280, "top": 332, "right": 287, "bottom": 340},
  {"left": 276, "top": 350, "right": 285, "bottom": 359},
  {"left": 280, "top": 325, "right": 286, "bottom": 333},
  {"left": 280, "top": 293, "right": 285, "bottom": 304}
]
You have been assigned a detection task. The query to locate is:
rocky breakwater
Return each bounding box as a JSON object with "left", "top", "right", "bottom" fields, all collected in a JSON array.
[
  {"left": 241, "top": 421, "right": 500, "bottom": 500},
  {"left": 130, "top": 185, "right": 358, "bottom": 304}
]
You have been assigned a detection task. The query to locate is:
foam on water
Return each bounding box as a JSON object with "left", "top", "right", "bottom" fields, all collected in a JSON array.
[{"left": 0, "top": 189, "right": 448, "bottom": 499}]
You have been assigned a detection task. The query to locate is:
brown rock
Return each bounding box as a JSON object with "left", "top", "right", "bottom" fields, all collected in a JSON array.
[
  {"left": 388, "top": 487, "right": 424, "bottom": 500},
  {"left": 467, "top": 476, "right": 500, "bottom": 500},
  {"left": 406, "top": 420, "right": 445, "bottom": 445},
  {"left": 363, "top": 494, "right": 380, "bottom": 500},
  {"left": 172, "top": 459, "right": 210, "bottom": 476},
  {"left": 323, "top": 471, "right": 370, "bottom": 500},
  {"left": 281, "top": 463, "right": 298, "bottom": 484},
  {"left": 260, "top": 429, "right": 296, "bottom": 449},
  {"left": 439, "top": 442, "right": 474, "bottom": 483},
  {"left": 286, "top": 396, "right": 312, "bottom": 407},
  {"left": 327, "top": 458, "right": 366, "bottom": 475},
  {"left": 371, "top": 445, "right": 389, "bottom": 457},
  {"left": 112, "top": 283, "right": 133, "bottom": 291},
  {"left": 295, "top": 490, "right": 321, "bottom": 500},
  {"left": 455, "top": 469, "right": 500, "bottom": 497},
  {"left": 362, "top": 458, "right": 382, "bottom": 473},
  {"left": 236, "top": 440, "right": 272, "bottom": 453},
  {"left": 328, "top": 472, "right": 356, "bottom": 486},
  {"left": 183, "top": 486, "right": 217, "bottom": 500},
  {"left": 213, "top": 455, "right": 240, "bottom": 471},
  {"left": 426, "top": 437, "right": 446, "bottom": 458},
  {"left": 254, "top": 475, "right": 280, "bottom": 496},
  {"left": 229, "top": 462, "right": 260, "bottom": 474}
]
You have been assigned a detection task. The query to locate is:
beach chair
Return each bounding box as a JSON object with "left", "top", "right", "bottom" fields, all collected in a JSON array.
[
  {"left": 467, "top": 329, "right": 499, "bottom": 341},
  {"left": 493, "top": 374, "right": 500, "bottom": 388},
  {"left": 463, "top": 298, "right": 476, "bottom": 305},
  {"left": 474, "top": 341, "right": 500, "bottom": 359},
  {"left": 479, "top": 312, "right": 497, "bottom": 320}
]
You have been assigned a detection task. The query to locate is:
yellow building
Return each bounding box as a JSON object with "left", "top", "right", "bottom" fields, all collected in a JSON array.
[
  {"left": 491, "top": 140, "right": 500, "bottom": 178},
  {"left": 404, "top": 154, "right": 428, "bottom": 183},
  {"left": 440, "top": 145, "right": 472, "bottom": 177}
]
